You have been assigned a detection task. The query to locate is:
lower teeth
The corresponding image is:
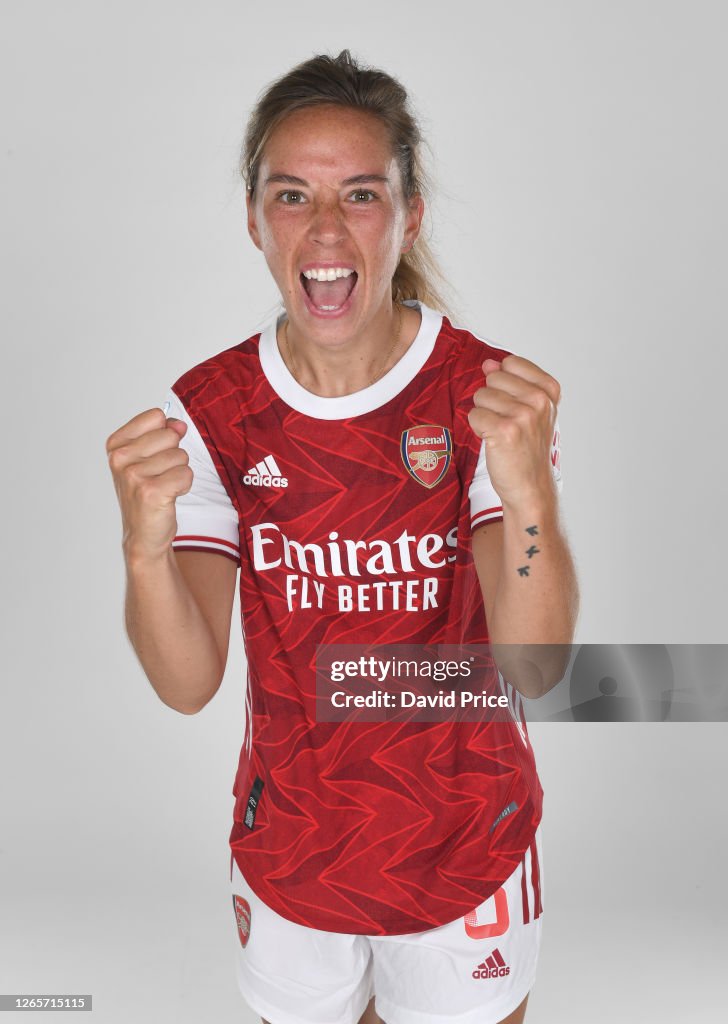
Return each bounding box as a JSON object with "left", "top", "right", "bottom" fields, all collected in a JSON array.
[{"left": 317, "top": 305, "right": 340, "bottom": 311}]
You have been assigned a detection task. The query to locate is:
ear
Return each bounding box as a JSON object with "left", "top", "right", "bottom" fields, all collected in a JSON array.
[
  {"left": 403, "top": 192, "right": 425, "bottom": 251},
  {"left": 246, "top": 188, "right": 262, "bottom": 251}
]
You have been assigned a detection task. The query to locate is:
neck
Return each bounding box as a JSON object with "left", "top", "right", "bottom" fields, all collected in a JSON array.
[{"left": 280, "top": 302, "right": 417, "bottom": 398}]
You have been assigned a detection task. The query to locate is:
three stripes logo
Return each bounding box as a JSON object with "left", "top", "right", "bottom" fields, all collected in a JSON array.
[
  {"left": 243, "top": 454, "right": 288, "bottom": 488},
  {"left": 472, "top": 948, "right": 510, "bottom": 980}
]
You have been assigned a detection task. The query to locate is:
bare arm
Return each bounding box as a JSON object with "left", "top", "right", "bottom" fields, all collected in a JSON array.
[
  {"left": 472, "top": 499, "right": 579, "bottom": 699},
  {"left": 107, "top": 407, "right": 238, "bottom": 715},
  {"left": 468, "top": 353, "right": 580, "bottom": 699},
  {"left": 124, "top": 549, "right": 237, "bottom": 714}
]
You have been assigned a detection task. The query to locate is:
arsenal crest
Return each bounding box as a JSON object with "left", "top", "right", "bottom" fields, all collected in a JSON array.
[
  {"left": 401, "top": 424, "right": 452, "bottom": 488},
  {"left": 232, "top": 894, "right": 251, "bottom": 948}
]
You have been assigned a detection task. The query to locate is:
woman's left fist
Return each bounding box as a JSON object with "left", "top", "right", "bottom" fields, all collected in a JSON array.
[{"left": 468, "top": 354, "right": 561, "bottom": 507}]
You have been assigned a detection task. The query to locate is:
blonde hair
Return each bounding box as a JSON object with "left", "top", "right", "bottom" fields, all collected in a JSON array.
[{"left": 240, "top": 49, "right": 459, "bottom": 321}]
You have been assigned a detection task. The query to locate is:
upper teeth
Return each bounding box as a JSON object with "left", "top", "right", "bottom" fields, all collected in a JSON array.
[{"left": 303, "top": 268, "right": 355, "bottom": 281}]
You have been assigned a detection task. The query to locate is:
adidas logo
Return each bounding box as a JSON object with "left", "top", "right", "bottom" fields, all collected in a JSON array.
[
  {"left": 472, "top": 948, "right": 510, "bottom": 980},
  {"left": 243, "top": 455, "right": 288, "bottom": 488}
]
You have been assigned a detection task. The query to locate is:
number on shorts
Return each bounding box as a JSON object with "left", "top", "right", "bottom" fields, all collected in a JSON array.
[{"left": 463, "top": 885, "right": 509, "bottom": 939}]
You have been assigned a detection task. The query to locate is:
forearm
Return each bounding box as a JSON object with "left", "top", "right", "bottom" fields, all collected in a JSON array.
[
  {"left": 124, "top": 547, "right": 223, "bottom": 714},
  {"left": 488, "top": 495, "right": 579, "bottom": 698}
]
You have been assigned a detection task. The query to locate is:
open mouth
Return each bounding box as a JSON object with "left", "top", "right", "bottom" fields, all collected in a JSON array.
[{"left": 300, "top": 270, "right": 358, "bottom": 314}]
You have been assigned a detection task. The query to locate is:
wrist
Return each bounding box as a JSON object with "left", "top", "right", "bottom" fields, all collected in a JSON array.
[
  {"left": 123, "top": 537, "right": 177, "bottom": 574},
  {"left": 501, "top": 486, "right": 559, "bottom": 522}
]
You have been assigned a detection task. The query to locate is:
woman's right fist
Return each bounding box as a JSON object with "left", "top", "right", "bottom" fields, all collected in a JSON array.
[{"left": 106, "top": 407, "right": 193, "bottom": 562}]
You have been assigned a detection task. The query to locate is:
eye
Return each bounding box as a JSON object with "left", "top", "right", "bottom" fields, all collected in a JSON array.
[
  {"left": 276, "top": 190, "right": 306, "bottom": 204},
  {"left": 349, "top": 189, "right": 376, "bottom": 203}
]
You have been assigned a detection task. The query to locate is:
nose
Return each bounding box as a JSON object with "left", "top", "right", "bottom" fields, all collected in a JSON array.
[{"left": 308, "top": 194, "right": 347, "bottom": 245}]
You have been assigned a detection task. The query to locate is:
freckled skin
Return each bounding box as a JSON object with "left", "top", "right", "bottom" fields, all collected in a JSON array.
[{"left": 245, "top": 104, "right": 424, "bottom": 389}]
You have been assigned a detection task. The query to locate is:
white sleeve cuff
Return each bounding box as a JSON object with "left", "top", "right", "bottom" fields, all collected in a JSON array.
[
  {"left": 469, "top": 439, "right": 503, "bottom": 530},
  {"left": 469, "top": 418, "right": 563, "bottom": 531},
  {"left": 163, "top": 389, "right": 240, "bottom": 564}
]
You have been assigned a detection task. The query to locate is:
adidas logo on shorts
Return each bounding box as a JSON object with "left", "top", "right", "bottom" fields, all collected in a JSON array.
[
  {"left": 472, "top": 948, "right": 510, "bottom": 979},
  {"left": 243, "top": 455, "right": 288, "bottom": 488}
]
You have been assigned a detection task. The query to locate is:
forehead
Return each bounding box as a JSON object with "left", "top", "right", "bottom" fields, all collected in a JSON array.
[{"left": 261, "top": 104, "right": 396, "bottom": 177}]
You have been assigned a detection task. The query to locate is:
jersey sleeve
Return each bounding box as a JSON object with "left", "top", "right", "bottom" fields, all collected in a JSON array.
[
  {"left": 469, "top": 417, "right": 563, "bottom": 532},
  {"left": 163, "top": 389, "right": 241, "bottom": 565}
]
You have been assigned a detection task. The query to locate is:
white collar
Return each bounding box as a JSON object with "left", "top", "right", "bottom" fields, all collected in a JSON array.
[{"left": 257, "top": 299, "right": 443, "bottom": 421}]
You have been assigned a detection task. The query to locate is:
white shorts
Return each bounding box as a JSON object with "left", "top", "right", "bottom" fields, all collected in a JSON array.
[{"left": 229, "top": 824, "right": 544, "bottom": 1024}]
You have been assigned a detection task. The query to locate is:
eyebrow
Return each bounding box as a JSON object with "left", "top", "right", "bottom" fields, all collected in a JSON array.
[{"left": 263, "top": 173, "right": 390, "bottom": 188}]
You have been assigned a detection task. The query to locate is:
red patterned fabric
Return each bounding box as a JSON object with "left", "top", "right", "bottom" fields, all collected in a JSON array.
[{"left": 170, "top": 303, "right": 543, "bottom": 934}]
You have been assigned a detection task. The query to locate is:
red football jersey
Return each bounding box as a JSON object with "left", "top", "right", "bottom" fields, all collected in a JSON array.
[{"left": 165, "top": 300, "right": 562, "bottom": 935}]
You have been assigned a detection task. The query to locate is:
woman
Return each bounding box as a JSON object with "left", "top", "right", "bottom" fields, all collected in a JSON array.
[{"left": 107, "top": 49, "right": 578, "bottom": 1024}]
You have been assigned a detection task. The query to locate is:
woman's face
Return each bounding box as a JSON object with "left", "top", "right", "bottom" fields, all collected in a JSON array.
[{"left": 246, "top": 104, "right": 423, "bottom": 341}]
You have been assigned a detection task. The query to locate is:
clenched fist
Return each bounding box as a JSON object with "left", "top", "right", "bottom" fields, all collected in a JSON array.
[
  {"left": 106, "top": 407, "right": 193, "bottom": 562},
  {"left": 468, "top": 354, "right": 561, "bottom": 508}
]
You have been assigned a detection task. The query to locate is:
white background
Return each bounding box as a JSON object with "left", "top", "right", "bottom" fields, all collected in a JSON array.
[{"left": 1, "top": 1, "right": 726, "bottom": 1021}]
